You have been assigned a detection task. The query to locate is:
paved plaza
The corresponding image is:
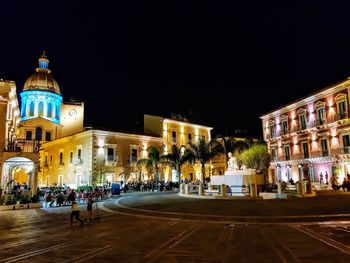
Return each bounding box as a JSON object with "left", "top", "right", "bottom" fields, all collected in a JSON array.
[{"left": 0, "top": 191, "right": 350, "bottom": 262}]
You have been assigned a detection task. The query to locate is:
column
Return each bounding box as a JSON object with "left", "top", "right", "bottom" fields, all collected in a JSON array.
[
  {"left": 43, "top": 101, "right": 47, "bottom": 118},
  {"left": 32, "top": 162, "right": 38, "bottom": 195},
  {"left": 34, "top": 101, "right": 39, "bottom": 117}
]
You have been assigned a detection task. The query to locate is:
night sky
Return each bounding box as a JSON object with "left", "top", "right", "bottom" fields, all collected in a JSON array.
[{"left": 2, "top": 1, "right": 350, "bottom": 138}]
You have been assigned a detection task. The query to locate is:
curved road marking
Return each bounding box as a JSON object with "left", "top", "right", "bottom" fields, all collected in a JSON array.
[{"left": 99, "top": 197, "right": 350, "bottom": 223}]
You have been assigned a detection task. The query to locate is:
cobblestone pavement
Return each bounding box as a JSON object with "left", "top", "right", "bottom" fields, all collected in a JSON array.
[{"left": 0, "top": 191, "right": 349, "bottom": 262}]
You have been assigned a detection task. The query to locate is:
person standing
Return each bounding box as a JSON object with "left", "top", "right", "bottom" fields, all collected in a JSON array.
[
  {"left": 319, "top": 172, "right": 324, "bottom": 185},
  {"left": 70, "top": 201, "right": 83, "bottom": 226},
  {"left": 325, "top": 171, "right": 329, "bottom": 185}
]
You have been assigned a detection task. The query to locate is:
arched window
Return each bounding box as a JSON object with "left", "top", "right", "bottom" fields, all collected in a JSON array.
[
  {"left": 35, "top": 127, "right": 42, "bottom": 141},
  {"left": 55, "top": 104, "right": 60, "bottom": 120},
  {"left": 21, "top": 101, "right": 26, "bottom": 117},
  {"left": 29, "top": 102, "right": 35, "bottom": 116},
  {"left": 47, "top": 103, "right": 52, "bottom": 118},
  {"left": 38, "top": 102, "right": 44, "bottom": 117}
]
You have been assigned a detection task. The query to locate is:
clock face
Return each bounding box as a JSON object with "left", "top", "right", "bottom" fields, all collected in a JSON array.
[{"left": 68, "top": 109, "right": 77, "bottom": 117}]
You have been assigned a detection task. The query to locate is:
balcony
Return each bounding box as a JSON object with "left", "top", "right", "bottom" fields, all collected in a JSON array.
[
  {"left": 274, "top": 155, "right": 290, "bottom": 162},
  {"left": 332, "top": 147, "right": 350, "bottom": 155},
  {"left": 5, "top": 139, "right": 41, "bottom": 153},
  {"left": 73, "top": 158, "right": 84, "bottom": 166},
  {"left": 105, "top": 156, "right": 119, "bottom": 166},
  {"left": 280, "top": 129, "right": 290, "bottom": 136},
  {"left": 336, "top": 113, "right": 348, "bottom": 121},
  {"left": 130, "top": 156, "right": 138, "bottom": 163},
  {"left": 274, "top": 150, "right": 331, "bottom": 162}
]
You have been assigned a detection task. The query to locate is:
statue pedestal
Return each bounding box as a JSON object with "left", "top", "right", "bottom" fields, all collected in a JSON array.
[{"left": 211, "top": 169, "right": 265, "bottom": 197}]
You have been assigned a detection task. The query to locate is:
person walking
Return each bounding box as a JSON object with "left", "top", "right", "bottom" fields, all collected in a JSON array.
[
  {"left": 70, "top": 201, "right": 83, "bottom": 226},
  {"left": 87, "top": 195, "right": 94, "bottom": 222}
]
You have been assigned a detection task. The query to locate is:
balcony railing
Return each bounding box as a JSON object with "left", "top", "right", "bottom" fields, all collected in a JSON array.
[
  {"left": 5, "top": 139, "right": 41, "bottom": 153},
  {"left": 332, "top": 147, "right": 350, "bottom": 155},
  {"left": 336, "top": 113, "right": 348, "bottom": 121}
]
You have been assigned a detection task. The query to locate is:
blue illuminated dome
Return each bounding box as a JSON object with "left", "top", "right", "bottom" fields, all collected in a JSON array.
[{"left": 20, "top": 52, "right": 62, "bottom": 124}]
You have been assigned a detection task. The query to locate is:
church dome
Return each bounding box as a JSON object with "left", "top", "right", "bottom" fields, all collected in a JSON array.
[{"left": 23, "top": 52, "right": 61, "bottom": 95}]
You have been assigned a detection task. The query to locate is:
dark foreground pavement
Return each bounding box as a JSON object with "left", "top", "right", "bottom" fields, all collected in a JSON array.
[{"left": 0, "top": 191, "right": 349, "bottom": 262}]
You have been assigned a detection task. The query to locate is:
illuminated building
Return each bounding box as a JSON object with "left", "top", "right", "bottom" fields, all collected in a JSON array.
[
  {"left": 39, "top": 129, "right": 163, "bottom": 188},
  {"left": 0, "top": 52, "right": 85, "bottom": 193},
  {"left": 261, "top": 77, "right": 350, "bottom": 186},
  {"left": 144, "top": 114, "right": 213, "bottom": 182},
  {"left": 0, "top": 52, "right": 222, "bottom": 192}
]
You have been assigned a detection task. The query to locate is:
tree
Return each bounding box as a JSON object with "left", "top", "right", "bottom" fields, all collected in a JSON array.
[
  {"left": 159, "top": 144, "right": 190, "bottom": 182},
  {"left": 215, "top": 135, "right": 249, "bottom": 169},
  {"left": 137, "top": 146, "right": 162, "bottom": 183},
  {"left": 238, "top": 144, "right": 271, "bottom": 177},
  {"left": 185, "top": 138, "right": 224, "bottom": 183}
]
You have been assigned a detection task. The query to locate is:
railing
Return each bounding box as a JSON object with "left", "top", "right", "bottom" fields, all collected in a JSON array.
[
  {"left": 74, "top": 158, "right": 84, "bottom": 166},
  {"left": 274, "top": 150, "right": 337, "bottom": 162},
  {"left": 332, "top": 147, "right": 350, "bottom": 155},
  {"left": 336, "top": 113, "right": 348, "bottom": 121},
  {"left": 5, "top": 139, "right": 41, "bottom": 153},
  {"left": 105, "top": 156, "right": 118, "bottom": 166}
]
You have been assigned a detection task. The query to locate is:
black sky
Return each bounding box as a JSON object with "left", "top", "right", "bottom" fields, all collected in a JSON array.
[{"left": 2, "top": 1, "right": 350, "bottom": 138}]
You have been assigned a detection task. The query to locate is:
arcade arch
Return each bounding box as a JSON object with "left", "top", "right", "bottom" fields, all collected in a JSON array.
[{"left": 1, "top": 157, "right": 34, "bottom": 194}]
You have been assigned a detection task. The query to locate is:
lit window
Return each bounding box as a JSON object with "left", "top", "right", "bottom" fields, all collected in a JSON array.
[
  {"left": 302, "top": 142, "right": 309, "bottom": 159},
  {"left": 59, "top": 152, "right": 63, "bottom": 165},
  {"left": 45, "top": 132, "right": 51, "bottom": 141},
  {"left": 107, "top": 148, "right": 114, "bottom": 161},
  {"left": 320, "top": 139, "right": 328, "bottom": 156},
  {"left": 47, "top": 103, "right": 53, "bottom": 118},
  {"left": 26, "top": 131, "right": 32, "bottom": 140},
  {"left": 172, "top": 131, "right": 176, "bottom": 143},
  {"left": 284, "top": 146, "right": 290, "bottom": 161},
  {"left": 131, "top": 149, "right": 138, "bottom": 163},
  {"left": 38, "top": 102, "right": 44, "bottom": 116},
  {"left": 299, "top": 114, "right": 307, "bottom": 130},
  {"left": 282, "top": 119, "right": 288, "bottom": 134},
  {"left": 35, "top": 127, "right": 42, "bottom": 141},
  {"left": 29, "top": 102, "right": 34, "bottom": 116},
  {"left": 188, "top": 133, "right": 192, "bottom": 144}
]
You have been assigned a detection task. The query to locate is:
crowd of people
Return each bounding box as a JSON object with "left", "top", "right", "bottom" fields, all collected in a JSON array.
[
  {"left": 331, "top": 172, "right": 350, "bottom": 191},
  {"left": 121, "top": 181, "right": 180, "bottom": 192},
  {"left": 43, "top": 185, "right": 110, "bottom": 207}
]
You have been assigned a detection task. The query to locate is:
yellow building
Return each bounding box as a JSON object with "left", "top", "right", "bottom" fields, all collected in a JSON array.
[
  {"left": 39, "top": 129, "right": 163, "bottom": 188},
  {"left": 144, "top": 114, "right": 213, "bottom": 181}
]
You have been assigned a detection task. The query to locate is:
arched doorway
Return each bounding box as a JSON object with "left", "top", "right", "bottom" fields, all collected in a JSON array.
[{"left": 1, "top": 157, "right": 34, "bottom": 194}]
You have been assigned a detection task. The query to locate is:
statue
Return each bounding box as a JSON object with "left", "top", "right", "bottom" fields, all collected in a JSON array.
[{"left": 227, "top": 152, "right": 239, "bottom": 171}]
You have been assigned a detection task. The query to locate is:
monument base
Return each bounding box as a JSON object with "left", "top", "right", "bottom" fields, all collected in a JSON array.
[{"left": 211, "top": 170, "right": 265, "bottom": 197}]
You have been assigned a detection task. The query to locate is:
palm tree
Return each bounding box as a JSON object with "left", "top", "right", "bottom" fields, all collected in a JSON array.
[
  {"left": 185, "top": 138, "right": 224, "bottom": 183},
  {"left": 159, "top": 144, "right": 193, "bottom": 183},
  {"left": 137, "top": 146, "right": 162, "bottom": 184},
  {"left": 215, "top": 135, "right": 250, "bottom": 169}
]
